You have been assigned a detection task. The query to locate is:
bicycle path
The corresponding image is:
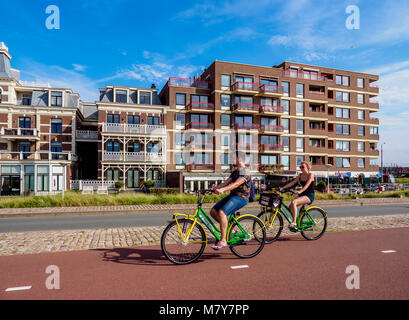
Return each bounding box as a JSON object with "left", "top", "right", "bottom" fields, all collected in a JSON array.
[{"left": 1, "top": 227, "right": 408, "bottom": 300}]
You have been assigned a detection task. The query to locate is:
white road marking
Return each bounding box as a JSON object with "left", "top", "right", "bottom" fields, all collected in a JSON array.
[
  {"left": 5, "top": 286, "right": 32, "bottom": 292},
  {"left": 381, "top": 250, "right": 397, "bottom": 253},
  {"left": 231, "top": 265, "right": 249, "bottom": 269}
]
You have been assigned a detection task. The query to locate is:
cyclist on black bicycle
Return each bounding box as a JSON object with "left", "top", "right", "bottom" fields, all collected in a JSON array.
[
  {"left": 279, "top": 161, "right": 315, "bottom": 229},
  {"left": 210, "top": 156, "right": 251, "bottom": 250}
]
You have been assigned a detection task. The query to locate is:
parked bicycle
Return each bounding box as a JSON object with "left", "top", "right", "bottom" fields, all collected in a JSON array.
[
  {"left": 161, "top": 189, "right": 266, "bottom": 265},
  {"left": 257, "top": 189, "right": 328, "bottom": 242}
]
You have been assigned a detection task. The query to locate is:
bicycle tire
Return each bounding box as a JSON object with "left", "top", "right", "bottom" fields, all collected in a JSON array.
[
  {"left": 299, "top": 207, "right": 327, "bottom": 240},
  {"left": 228, "top": 215, "right": 266, "bottom": 258},
  {"left": 257, "top": 210, "right": 283, "bottom": 244},
  {"left": 161, "top": 218, "right": 207, "bottom": 265}
]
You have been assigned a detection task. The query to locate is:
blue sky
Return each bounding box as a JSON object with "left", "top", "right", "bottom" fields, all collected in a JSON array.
[{"left": 1, "top": 0, "right": 409, "bottom": 166}]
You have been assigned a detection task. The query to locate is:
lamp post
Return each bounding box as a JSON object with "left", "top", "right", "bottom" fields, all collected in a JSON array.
[
  {"left": 325, "top": 164, "right": 332, "bottom": 194},
  {"left": 380, "top": 142, "right": 386, "bottom": 184}
]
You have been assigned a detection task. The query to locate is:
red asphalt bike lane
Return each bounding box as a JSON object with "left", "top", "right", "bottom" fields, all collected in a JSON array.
[{"left": 0, "top": 227, "right": 408, "bottom": 300}]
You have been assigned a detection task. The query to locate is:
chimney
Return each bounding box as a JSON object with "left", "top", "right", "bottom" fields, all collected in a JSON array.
[{"left": 151, "top": 83, "right": 156, "bottom": 89}]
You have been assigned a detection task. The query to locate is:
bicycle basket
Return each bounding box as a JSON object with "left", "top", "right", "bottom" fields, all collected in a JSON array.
[{"left": 259, "top": 193, "right": 282, "bottom": 208}]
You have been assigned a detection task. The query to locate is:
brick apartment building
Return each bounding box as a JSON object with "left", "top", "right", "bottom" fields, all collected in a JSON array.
[
  {"left": 160, "top": 60, "right": 380, "bottom": 191},
  {"left": 0, "top": 43, "right": 380, "bottom": 194}
]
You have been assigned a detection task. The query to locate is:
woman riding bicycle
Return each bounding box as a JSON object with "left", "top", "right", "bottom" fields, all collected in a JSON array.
[
  {"left": 279, "top": 161, "right": 315, "bottom": 229},
  {"left": 210, "top": 156, "right": 251, "bottom": 250}
]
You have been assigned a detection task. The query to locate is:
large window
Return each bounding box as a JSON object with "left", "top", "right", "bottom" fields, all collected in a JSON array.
[
  {"left": 261, "top": 117, "right": 277, "bottom": 126},
  {"left": 128, "top": 115, "right": 140, "bottom": 124},
  {"left": 51, "top": 142, "right": 62, "bottom": 160},
  {"left": 175, "top": 153, "right": 186, "bottom": 165},
  {"left": 357, "top": 78, "right": 364, "bottom": 88},
  {"left": 221, "top": 114, "right": 230, "bottom": 127},
  {"left": 51, "top": 118, "right": 62, "bottom": 133},
  {"left": 281, "top": 136, "right": 289, "bottom": 151},
  {"left": 51, "top": 91, "right": 62, "bottom": 106},
  {"left": 370, "top": 126, "right": 379, "bottom": 135},
  {"left": 221, "top": 134, "right": 230, "bottom": 146},
  {"left": 336, "top": 140, "right": 350, "bottom": 151},
  {"left": 281, "top": 118, "right": 289, "bottom": 131},
  {"left": 336, "top": 108, "right": 350, "bottom": 119},
  {"left": 235, "top": 95, "right": 253, "bottom": 104},
  {"left": 176, "top": 93, "right": 186, "bottom": 106},
  {"left": 296, "top": 83, "right": 304, "bottom": 98},
  {"left": 18, "top": 142, "right": 31, "bottom": 159},
  {"left": 148, "top": 116, "right": 160, "bottom": 125},
  {"left": 221, "top": 74, "right": 231, "bottom": 88},
  {"left": 107, "top": 114, "right": 120, "bottom": 123},
  {"left": 296, "top": 101, "right": 304, "bottom": 115},
  {"left": 296, "top": 119, "right": 304, "bottom": 134},
  {"left": 336, "top": 91, "right": 350, "bottom": 102},
  {"left": 260, "top": 155, "right": 277, "bottom": 165},
  {"left": 191, "top": 114, "right": 210, "bottom": 124},
  {"left": 336, "top": 124, "right": 350, "bottom": 135},
  {"left": 281, "top": 100, "right": 290, "bottom": 113},
  {"left": 282, "top": 81, "right": 289, "bottom": 96},
  {"left": 336, "top": 157, "right": 350, "bottom": 168},
  {"left": 106, "top": 141, "right": 120, "bottom": 152},
  {"left": 221, "top": 94, "right": 230, "bottom": 107},
  {"left": 175, "top": 133, "right": 185, "bottom": 146},
  {"left": 139, "top": 91, "right": 151, "bottom": 104},
  {"left": 37, "top": 166, "right": 49, "bottom": 191},
  {"left": 19, "top": 117, "right": 31, "bottom": 129},
  {"left": 127, "top": 170, "right": 140, "bottom": 188},
  {"left": 296, "top": 138, "right": 304, "bottom": 152},
  {"left": 106, "top": 169, "right": 120, "bottom": 181},
  {"left": 115, "top": 90, "right": 127, "bottom": 103},
  {"left": 336, "top": 75, "right": 350, "bottom": 86},
  {"left": 260, "top": 135, "right": 278, "bottom": 146},
  {"left": 175, "top": 113, "right": 185, "bottom": 127},
  {"left": 24, "top": 165, "right": 35, "bottom": 191}
]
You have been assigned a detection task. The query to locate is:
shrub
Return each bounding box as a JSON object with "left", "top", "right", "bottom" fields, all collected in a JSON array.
[
  {"left": 150, "top": 187, "right": 179, "bottom": 194},
  {"left": 115, "top": 181, "right": 124, "bottom": 189}
]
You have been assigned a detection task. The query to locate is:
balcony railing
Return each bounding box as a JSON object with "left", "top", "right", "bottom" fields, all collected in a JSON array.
[
  {"left": 260, "top": 144, "right": 284, "bottom": 152},
  {"left": 259, "top": 164, "right": 284, "bottom": 172},
  {"left": 0, "top": 127, "right": 40, "bottom": 139},
  {"left": 169, "top": 77, "right": 209, "bottom": 89},
  {"left": 187, "top": 122, "right": 215, "bottom": 130},
  {"left": 76, "top": 130, "right": 98, "bottom": 140},
  {"left": 102, "top": 123, "right": 166, "bottom": 135},
  {"left": 310, "top": 108, "right": 326, "bottom": 113},
  {"left": 260, "top": 105, "right": 284, "bottom": 114},
  {"left": 103, "top": 151, "right": 165, "bottom": 163},
  {"left": 309, "top": 126, "right": 326, "bottom": 131},
  {"left": 233, "top": 102, "right": 260, "bottom": 112},
  {"left": 309, "top": 90, "right": 325, "bottom": 95},
  {"left": 261, "top": 124, "right": 284, "bottom": 133},
  {"left": 234, "top": 123, "right": 259, "bottom": 130},
  {"left": 237, "top": 143, "right": 258, "bottom": 150},
  {"left": 187, "top": 102, "right": 215, "bottom": 111},
  {"left": 232, "top": 81, "right": 259, "bottom": 92},
  {"left": 0, "top": 151, "right": 74, "bottom": 161},
  {"left": 187, "top": 163, "right": 214, "bottom": 171},
  {"left": 282, "top": 69, "right": 326, "bottom": 81},
  {"left": 259, "top": 84, "right": 284, "bottom": 94},
  {"left": 188, "top": 142, "right": 214, "bottom": 150}
]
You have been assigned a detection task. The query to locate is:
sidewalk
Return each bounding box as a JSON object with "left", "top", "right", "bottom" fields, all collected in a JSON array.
[{"left": 1, "top": 197, "right": 409, "bottom": 218}]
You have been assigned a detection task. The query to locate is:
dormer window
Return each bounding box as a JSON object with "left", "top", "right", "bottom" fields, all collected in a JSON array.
[
  {"left": 22, "top": 94, "right": 32, "bottom": 106},
  {"left": 139, "top": 91, "right": 151, "bottom": 104},
  {"left": 51, "top": 91, "right": 62, "bottom": 106},
  {"left": 116, "top": 90, "right": 127, "bottom": 103}
]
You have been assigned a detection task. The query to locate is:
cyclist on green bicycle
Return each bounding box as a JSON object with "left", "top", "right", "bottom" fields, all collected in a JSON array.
[
  {"left": 279, "top": 161, "right": 315, "bottom": 229},
  {"left": 210, "top": 156, "right": 251, "bottom": 250}
]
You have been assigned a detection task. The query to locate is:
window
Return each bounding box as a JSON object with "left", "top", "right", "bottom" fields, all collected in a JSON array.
[
  {"left": 370, "top": 126, "right": 379, "bottom": 135},
  {"left": 221, "top": 114, "right": 230, "bottom": 127},
  {"left": 175, "top": 133, "right": 185, "bottom": 146},
  {"left": 51, "top": 142, "right": 62, "bottom": 160},
  {"left": 260, "top": 155, "right": 277, "bottom": 165},
  {"left": 106, "top": 141, "right": 120, "bottom": 152},
  {"left": 260, "top": 117, "right": 277, "bottom": 126},
  {"left": 24, "top": 165, "right": 35, "bottom": 191},
  {"left": 281, "top": 136, "right": 289, "bottom": 151},
  {"left": 296, "top": 101, "right": 304, "bottom": 115},
  {"left": 370, "top": 158, "right": 378, "bottom": 166},
  {"left": 296, "top": 138, "right": 304, "bottom": 152},
  {"left": 336, "top": 75, "right": 349, "bottom": 86},
  {"left": 175, "top": 153, "right": 186, "bottom": 165},
  {"left": 128, "top": 115, "right": 140, "bottom": 124},
  {"left": 234, "top": 115, "right": 253, "bottom": 125},
  {"left": 296, "top": 83, "right": 304, "bottom": 98},
  {"left": 0, "top": 88, "right": 2, "bottom": 103},
  {"left": 176, "top": 93, "right": 186, "bottom": 106},
  {"left": 22, "top": 94, "right": 32, "bottom": 106},
  {"left": 357, "top": 94, "right": 364, "bottom": 104},
  {"left": 282, "top": 81, "right": 289, "bottom": 96},
  {"left": 357, "top": 78, "right": 364, "bottom": 88},
  {"left": 357, "top": 110, "right": 365, "bottom": 120},
  {"left": 336, "top": 91, "right": 350, "bottom": 102},
  {"left": 260, "top": 135, "right": 277, "bottom": 146},
  {"left": 191, "top": 114, "right": 210, "bottom": 125},
  {"left": 115, "top": 90, "right": 127, "bottom": 103},
  {"left": 19, "top": 117, "right": 31, "bottom": 129},
  {"left": 336, "top": 108, "right": 349, "bottom": 118},
  {"left": 235, "top": 95, "right": 253, "bottom": 105},
  {"left": 139, "top": 91, "right": 151, "bottom": 104},
  {"left": 221, "top": 75, "right": 231, "bottom": 88},
  {"left": 148, "top": 116, "right": 160, "bottom": 125},
  {"left": 127, "top": 170, "right": 140, "bottom": 188},
  {"left": 107, "top": 114, "right": 120, "bottom": 123},
  {"left": 336, "top": 157, "right": 350, "bottom": 168},
  {"left": 296, "top": 156, "right": 304, "bottom": 166},
  {"left": 281, "top": 100, "right": 289, "bottom": 113},
  {"left": 221, "top": 94, "right": 231, "bottom": 107},
  {"left": 106, "top": 169, "right": 120, "bottom": 181},
  {"left": 147, "top": 142, "right": 160, "bottom": 153},
  {"left": 221, "top": 134, "right": 230, "bottom": 146},
  {"left": 234, "top": 76, "right": 253, "bottom": 89},
  {"left": 175, "top": 113, "right": 185, "bottom": 127},
  {"left": 343, "top": 92, "right": 350, "bottom": 102},
  {"left": 281, "top": 155, "right": 289, "bottom": 168},
  {"left": 358, "top": 142, "right": 365, "bottom": 152},
  {"left": 358, "top": 125, "right": 365, "bottom": 136},
  {"left": 128, "top": 142, "right": 140, "bottom": 152},
  {"left": 51, "top": 118, "right": 62, "bottom": 133},
  {"left": 296, "top": 119, "right": 304, "bottom": 134},
  {"left": 37, "top": 166, "right": 49, "bottom": 191},
  {"left": 336, "top": 141, "right": 350, "bottom": 151},
  {"left": 281, "top": 118, "right": 289, "bottom": 131},
  {"left": 358, "top": 158, "right": 365, "bottom": 168},
  {"left": 18, "top": 142, "right": 30, "bottom": 159},
  {"left": 51, "top": 91, "right": 62, "bottom": 106},
  {"left": 336, "top": 124, "right": 350, "bottom": 135},
  {"left": 221, "top": 152, "right": 230, "bottom": 165}
]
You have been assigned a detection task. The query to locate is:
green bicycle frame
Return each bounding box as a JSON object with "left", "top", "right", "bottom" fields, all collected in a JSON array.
[{"left": 268, "top": 201, "right": 315, "bottom": 230}]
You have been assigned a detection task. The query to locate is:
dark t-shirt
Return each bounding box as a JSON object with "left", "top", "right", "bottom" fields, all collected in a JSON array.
[{"left": 229, "top": 168, "right": 251, "bottom": 199}]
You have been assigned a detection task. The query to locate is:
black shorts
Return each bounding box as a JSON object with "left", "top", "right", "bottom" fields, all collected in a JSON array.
[{"left": 300, "top": 192, "right": 314, "bottom": 204}]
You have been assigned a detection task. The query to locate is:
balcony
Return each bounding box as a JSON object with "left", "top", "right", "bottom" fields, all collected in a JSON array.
[
  {"left": 237, "top": 143, "right": 259, "bottom": 151},
  {"left": 0, "top": 151, "right": 74, "bottom": 161},
  {"left": 168, "top": 77, "right": 209, "bottom": 89},
  {"left": 259, "top": 84, "right": 284, "bottom": 95},
  {"left": 102, "top": 123, "right": 166, "bottom": 135},
  {"left": 309, "top": 126, "right": 326, "bottom": 132},
  {"left": 234, "top": 123, "right": 259, "bottom": 130},
  {"left": 0, "top": 128, "right": 40, "bottom": 140},
  {"left": 187, "top": 122, "right": 215, "bottom": 130},
  {"left": 103, "top": 151, "right": 165, "bottom": 163},
  {"left": 260, "top": 124, "right": 284, "bottom": 133},
  {"left": 233, "top": 102, "right": 259, "bottom": 113},
  {"left": 259, "top": 164, "right": 284, "bottom": 173},
  {"left": 368, "top": 100, "right": 379, "bottom": 109},
  {"left": 260, "top": 105, "right": 284, "bottom": 114},
  {"left": 187, "top": 102, "right": 215, "bottom": 112},
  {"left": 282, "top": 69, "right": 326, "bottom": 81},
  {"left": 260, "top": 144, "right": 284, "bottom": 152},
  {"left": 76, "top": 130, "right": 98, "bottom": 140},
  {"left": 232, "top": 81, "right": 259, "bottom": 94},
  {"left": 187, "top": 142, "right": 214, "bottom": 150},
  {"left": 187, "top": 163, "right": 214, "bottom": 171}
]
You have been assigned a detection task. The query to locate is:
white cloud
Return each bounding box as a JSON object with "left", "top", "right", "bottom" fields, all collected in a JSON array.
[{"left": 72, "top": 64, "right": 87, "bottom": 72}]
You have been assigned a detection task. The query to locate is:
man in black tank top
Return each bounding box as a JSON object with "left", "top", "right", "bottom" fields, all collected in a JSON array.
[{"left": 279, "top": 161, "right": 315, "bottom": 229}]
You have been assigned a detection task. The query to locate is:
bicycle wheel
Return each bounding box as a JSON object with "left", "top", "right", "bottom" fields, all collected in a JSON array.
[
  {"left": 161, "top": 218, "right": 206, "bottom": 265},
  {"left": 257, "top": 209, "right": 283, "bottom": 244},
  {"left": 228, "top": 215, "right": 265, "bottom": 258},
  {"left": 299, "top": 207, "right": 327, "bottom": 240}
]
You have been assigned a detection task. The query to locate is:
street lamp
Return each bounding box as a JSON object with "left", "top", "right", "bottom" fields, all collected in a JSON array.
[
  {"left": 380, "top": 142, "right": 386, "bottom": 184},
  {"left": 325, "top": 164, "right": 332, "bottom": 194}
]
